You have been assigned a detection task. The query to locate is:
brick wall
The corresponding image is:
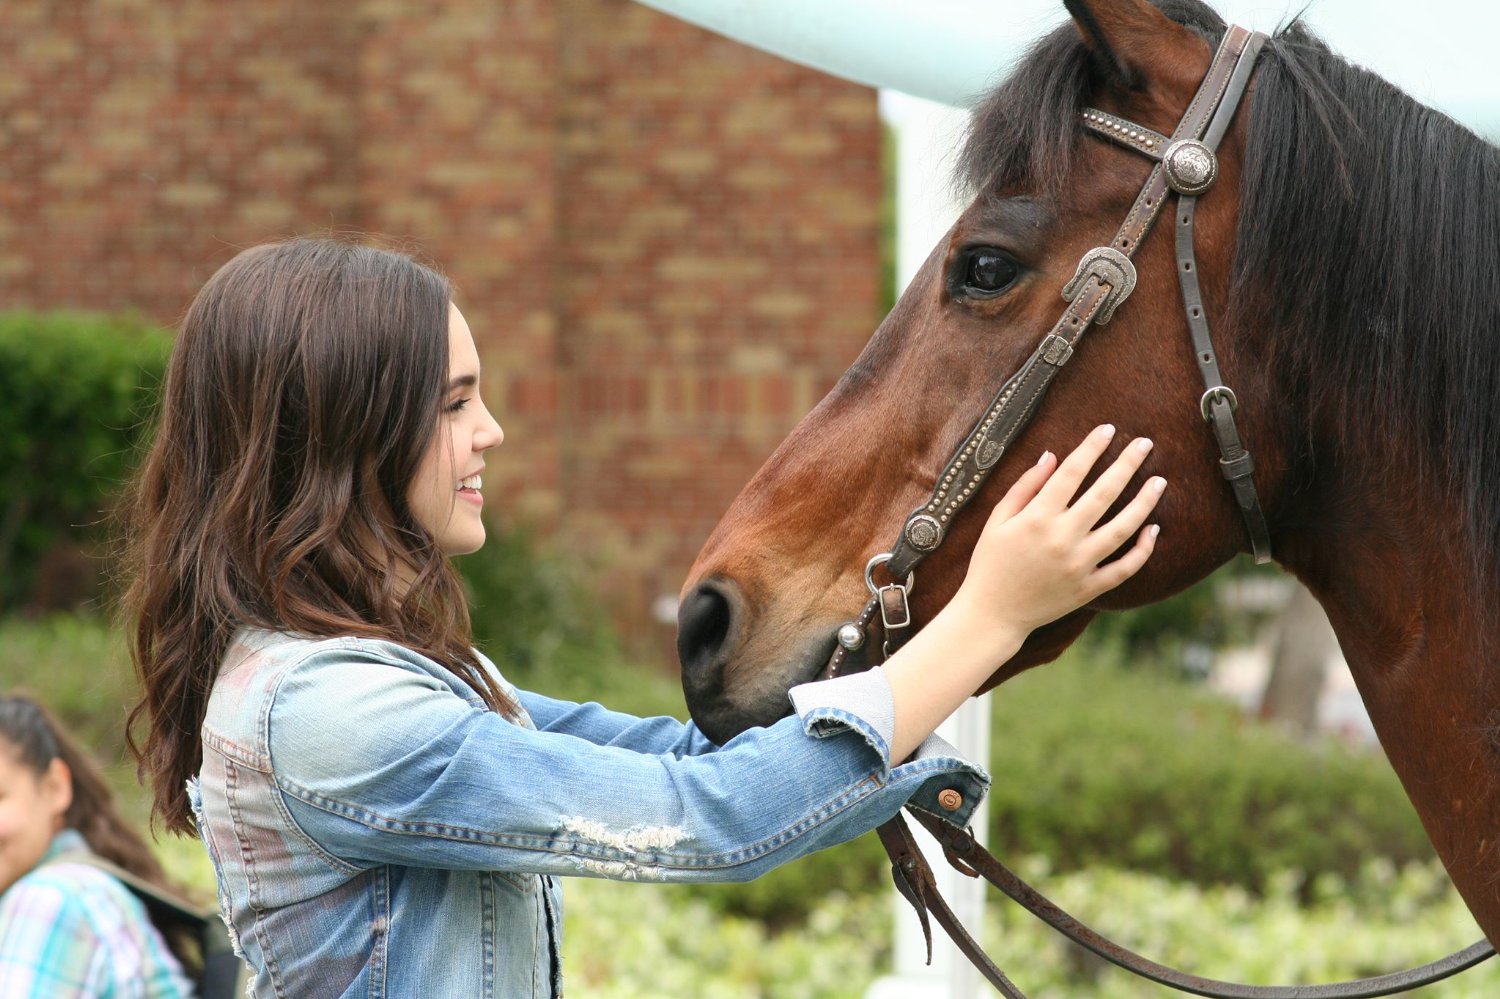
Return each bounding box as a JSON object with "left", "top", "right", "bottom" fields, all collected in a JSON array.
[{"left": 0, "top": 0, "right": 882, "bottom": 651}]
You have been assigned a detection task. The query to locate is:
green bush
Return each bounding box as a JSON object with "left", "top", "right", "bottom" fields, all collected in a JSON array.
[
  {"left": 984, "top": 648, "right": 1435, "bottom": 893},
  {"left": 562, "top": 856, "right": 1493, "bottom": 998},
  {"left": 0, "top": 614, "right": 136, "bottom": 764},
  {"left": 0, "top": 311, "right": 170, "bottom": 612},
  {"left": 456, "top": 520, "right": 663, "bottom": 708}
]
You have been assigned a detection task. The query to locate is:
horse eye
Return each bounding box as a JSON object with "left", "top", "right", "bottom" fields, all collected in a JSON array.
[{"left": 964, "top": 251, "right": 1018, "bottom": 295}]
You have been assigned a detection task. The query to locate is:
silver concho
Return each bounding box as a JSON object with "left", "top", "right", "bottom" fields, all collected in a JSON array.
[
  {"left": 1061, "top": 246, "right": 1137, "bottom": 324},
  {"left": 836, "top": 622, "right": 865, "bottom": 651},
  {"left": 904, "top": 513, "right": 944, "bottom": 552},
  {"left": 1162, "top": 139, "right": 1218, "bottom": 195},
  {"left": 976, "top": 440, "right": 1003, "bottom": 469}
]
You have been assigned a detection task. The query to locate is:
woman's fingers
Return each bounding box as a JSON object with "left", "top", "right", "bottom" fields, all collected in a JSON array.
[
  {"left": 1067, "top": 435, "right": 1156, "bottom": 530},
  {"left": 1082, "top": 475, "right": 1167, "bottom": 564},
  {"left": 990, "top": 449, "right": 1059, "bottom": 523},
  {"left": 1034, "top": 424, "right": 1118, "bottom": 509},
  {"left": 1086, "top": 521, "right": 1161, "bottom": 595}
]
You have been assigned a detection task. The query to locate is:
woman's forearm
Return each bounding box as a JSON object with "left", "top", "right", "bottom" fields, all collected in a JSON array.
[{"left": 883, "top": 594, "right": 1024, "bottom": 762}]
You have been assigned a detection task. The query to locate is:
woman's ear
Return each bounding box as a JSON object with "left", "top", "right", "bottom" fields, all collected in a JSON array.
[{"left": 40, "top": 758, "right": 72, "bottom": 825}]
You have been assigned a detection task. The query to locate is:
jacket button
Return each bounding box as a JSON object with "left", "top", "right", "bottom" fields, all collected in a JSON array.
[{"left": 937, "top": 788, "right": 963, "bottom": 811}]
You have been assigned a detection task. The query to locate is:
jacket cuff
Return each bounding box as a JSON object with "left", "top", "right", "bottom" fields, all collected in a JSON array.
[
  {"left": 788, "top": 669, "right": 991, "bottom": 829},
  {"left": 787, "top": 668, "right": 896, "bottom": 763}
]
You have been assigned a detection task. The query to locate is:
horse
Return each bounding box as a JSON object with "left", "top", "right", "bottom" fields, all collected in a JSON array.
[{"left": 674, "top": 0, "right": 1500, "bottom": 948}]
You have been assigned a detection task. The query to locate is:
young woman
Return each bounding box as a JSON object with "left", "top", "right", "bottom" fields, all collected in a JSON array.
[
  {"left": 124, "top": 237, "right": 1163, "bottom": 998},
  {"left": 0, "top": 695, "right": 194, "bottom": 997}
]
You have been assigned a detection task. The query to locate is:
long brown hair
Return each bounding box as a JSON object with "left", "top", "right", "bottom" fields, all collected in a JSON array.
[
  {"left": 0, "top": 694, "right": 171, "bottom": 889},
  {"left": 122, "top": 237, "right": 516, "bottom": 834}
]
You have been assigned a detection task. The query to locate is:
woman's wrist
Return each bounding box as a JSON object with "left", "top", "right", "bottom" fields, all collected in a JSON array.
[
  {"left": 883, "top": 599, "right": 1028, "bottom": 761},
  {"left": 939, "top": 586, "right": 1031, "bottom": 668}
]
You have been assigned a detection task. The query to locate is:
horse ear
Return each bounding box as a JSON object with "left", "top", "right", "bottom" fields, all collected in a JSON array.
[{"left": 1062, "top": 0, "right": 1197, "bottom": 91}]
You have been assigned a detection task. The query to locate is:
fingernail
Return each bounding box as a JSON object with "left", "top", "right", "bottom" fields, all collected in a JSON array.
[
  {"left": 1151, "top": 476, "right": 1166, "bottom": 493},
  {"left": 1135, "top": 437, "right": 1154, "bottom": 453},
  {"left": 1036, "top": 450, "right": 1053, "bottom": 466},
  {"left": 1149, "top": 524, "right": 1161, "bottom": 539},
  {"left": 1098, "top": 424, "right": 1116, "bottom": 438}
]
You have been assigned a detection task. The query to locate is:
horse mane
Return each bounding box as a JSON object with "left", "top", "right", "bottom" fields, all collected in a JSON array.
[{"left": 959, "top": 0, "right": 1500, "bottom": 587}]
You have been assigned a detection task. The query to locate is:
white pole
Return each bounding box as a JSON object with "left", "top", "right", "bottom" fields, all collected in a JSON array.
[{"left": 865, "top": 90, "right": 992, "bottom": 999}]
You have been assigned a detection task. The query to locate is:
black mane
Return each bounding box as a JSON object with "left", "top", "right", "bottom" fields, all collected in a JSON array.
[{"left": 960, "top": 0, "right": 1500, "bottom": 580}]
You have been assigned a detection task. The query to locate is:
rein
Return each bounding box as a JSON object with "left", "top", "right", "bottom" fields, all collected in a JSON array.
[{"left": 821, "top": 24, "right": 1496, "bottom": 997}]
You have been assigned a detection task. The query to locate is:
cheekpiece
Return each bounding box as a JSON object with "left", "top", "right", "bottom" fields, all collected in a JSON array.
[
  {"left": 1162, "top": 139, "right": 1218, "bottom": 195},
  {"left": 1061, "top": 246, "right": 1137, "bottom": 324}
]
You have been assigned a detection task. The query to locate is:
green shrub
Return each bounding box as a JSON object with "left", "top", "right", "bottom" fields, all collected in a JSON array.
[
  {"left": 562, "top": 856, "right": 1494, "bottom": 998},
  {"left": 0, "top": 311, "right": 170, "bottom": 611},
  {"left": 984, "top": 648, "right": 1434, "bottom": 893},
  {"left": 974, "top": 855, "right": 1491, "bottom": 998},
  {"left": 456, "top": 520, "right": 668, "bottom": 709},
  {"left": 0, "top": 614, "right": 136, "bottom": 764}
]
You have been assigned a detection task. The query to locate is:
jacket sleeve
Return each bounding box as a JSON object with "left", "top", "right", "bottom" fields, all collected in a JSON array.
[
  {"left": 516, "top": 689, "right": 723, "bottom": 758},
  {"left": 268, "top": 647, "right": 988, "bottom": 883}
]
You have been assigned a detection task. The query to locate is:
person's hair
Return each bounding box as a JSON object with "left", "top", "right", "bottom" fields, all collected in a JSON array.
[
  {"left": 122, "top": 236, "right": 517, "bottom": 835},
  {"left": 0, "top": 694, "right": 171, "bottom": 889}
]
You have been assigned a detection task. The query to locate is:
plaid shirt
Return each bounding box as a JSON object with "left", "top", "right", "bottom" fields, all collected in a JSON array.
[{"left": 0, "top": 829, "right": 195, "bottom": 998}]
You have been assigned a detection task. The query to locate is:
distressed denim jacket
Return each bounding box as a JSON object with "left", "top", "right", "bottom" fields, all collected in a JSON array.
[{"left": 190, "top": 628, "right": 989, "bottom": 998}]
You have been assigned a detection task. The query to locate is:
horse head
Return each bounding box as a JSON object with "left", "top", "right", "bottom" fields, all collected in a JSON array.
[
  {"left": 681, "top": 0, "right": 1500, "bottom": 943},
  {"left": 677, "top": 0, "right": 1290, "bottom": 742}
]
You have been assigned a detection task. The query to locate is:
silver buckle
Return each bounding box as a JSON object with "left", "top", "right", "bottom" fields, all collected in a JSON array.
[
  {"left": 1200, "top": 385, "right": 1238, "bottom": 422},
  {"left": 1061, "top": 247, "right": 1137, "bottom": 325}
]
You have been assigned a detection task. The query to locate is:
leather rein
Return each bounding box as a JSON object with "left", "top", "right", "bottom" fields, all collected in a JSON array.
[{"left": 819, "top": 24, "right": 1496, "bottom": 998}]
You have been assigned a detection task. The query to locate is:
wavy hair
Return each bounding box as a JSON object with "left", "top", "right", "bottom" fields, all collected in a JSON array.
[{"left": 122, "top": 237, "right": 517, "bottom": 834}]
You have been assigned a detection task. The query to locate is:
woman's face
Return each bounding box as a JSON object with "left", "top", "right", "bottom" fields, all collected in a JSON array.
[
  {"left": 408, "top": 304, "right": 505, "bottom": 556},
  {"left": 0, "top": 747, "right": 70, "bottom": 896}
]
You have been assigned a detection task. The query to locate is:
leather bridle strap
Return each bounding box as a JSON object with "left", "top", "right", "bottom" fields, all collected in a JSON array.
[
  {"left": 875, "top": 818, "right": 1028, "bottom": 999},
  {"left": 905, "top": 807, "right": 1495, "bottom": 999}
]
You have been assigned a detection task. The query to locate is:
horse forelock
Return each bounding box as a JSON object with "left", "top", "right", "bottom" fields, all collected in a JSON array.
[{"left": 955, "top": 0, "right": 1226, "bottom": 203}]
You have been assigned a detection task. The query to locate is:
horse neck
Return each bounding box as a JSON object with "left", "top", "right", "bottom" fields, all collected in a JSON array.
[{"left": 1279, "top": 466, "right": 1500, "bottom": 943}]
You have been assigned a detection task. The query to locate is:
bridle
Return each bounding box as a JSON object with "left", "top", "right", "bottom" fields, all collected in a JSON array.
[{"left": 818, "top": 24, "right": 1496, "bottom": 998}]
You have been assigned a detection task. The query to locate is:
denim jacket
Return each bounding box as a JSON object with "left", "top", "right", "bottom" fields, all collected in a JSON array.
[{"left": 190, "top": 628, "right": 989, "bottom": 998}]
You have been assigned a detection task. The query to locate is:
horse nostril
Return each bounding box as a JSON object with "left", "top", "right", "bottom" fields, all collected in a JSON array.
[{"left": 677, "top": 581, "right": 737, "bottom": 683}]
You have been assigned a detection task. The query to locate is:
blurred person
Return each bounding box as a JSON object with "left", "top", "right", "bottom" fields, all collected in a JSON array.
[
  {"left": 0, "top": 694, "right": 194, "bottom": 997},
  {"left": 122, "top": 236, "right": 1164, "bottom": 997}
]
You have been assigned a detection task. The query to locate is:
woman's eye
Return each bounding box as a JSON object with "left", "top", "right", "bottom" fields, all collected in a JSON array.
[
  {"left": 964, "top": 251, "right": 1019, "bottom": 295},
  {"left": 446, "top": 398, "right": 470, "bottom": 414}
]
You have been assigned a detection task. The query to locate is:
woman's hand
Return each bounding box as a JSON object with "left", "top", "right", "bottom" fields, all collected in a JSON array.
[
  {"left": 882, "top": 424, "right": 1163, "bottom": 761},
  {"left": 955, "top": 423, "right": 1163, "bottom": 638}
]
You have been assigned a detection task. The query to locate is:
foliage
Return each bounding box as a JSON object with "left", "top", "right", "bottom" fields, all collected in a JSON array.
[
  {"left": 0, "top": 614, "right": 137, "bottom": 764},
  {"left": 456, "top": 520, "right": 667, "bottom": 711},
  {"left": 561, "top": 856, "right": 1494, "bottom": 998},
  {"left": 985, "top": 645, "right": 1435, "bottom": 894},
  {"left": 563, "top": 880, "right": 889, "bottom": 999},
  {"left": 0, "top": 311, "right": 170, "bottom": 612},
  {"left": 974, "top": 856, "right": 1493, "bottom": 999}
]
